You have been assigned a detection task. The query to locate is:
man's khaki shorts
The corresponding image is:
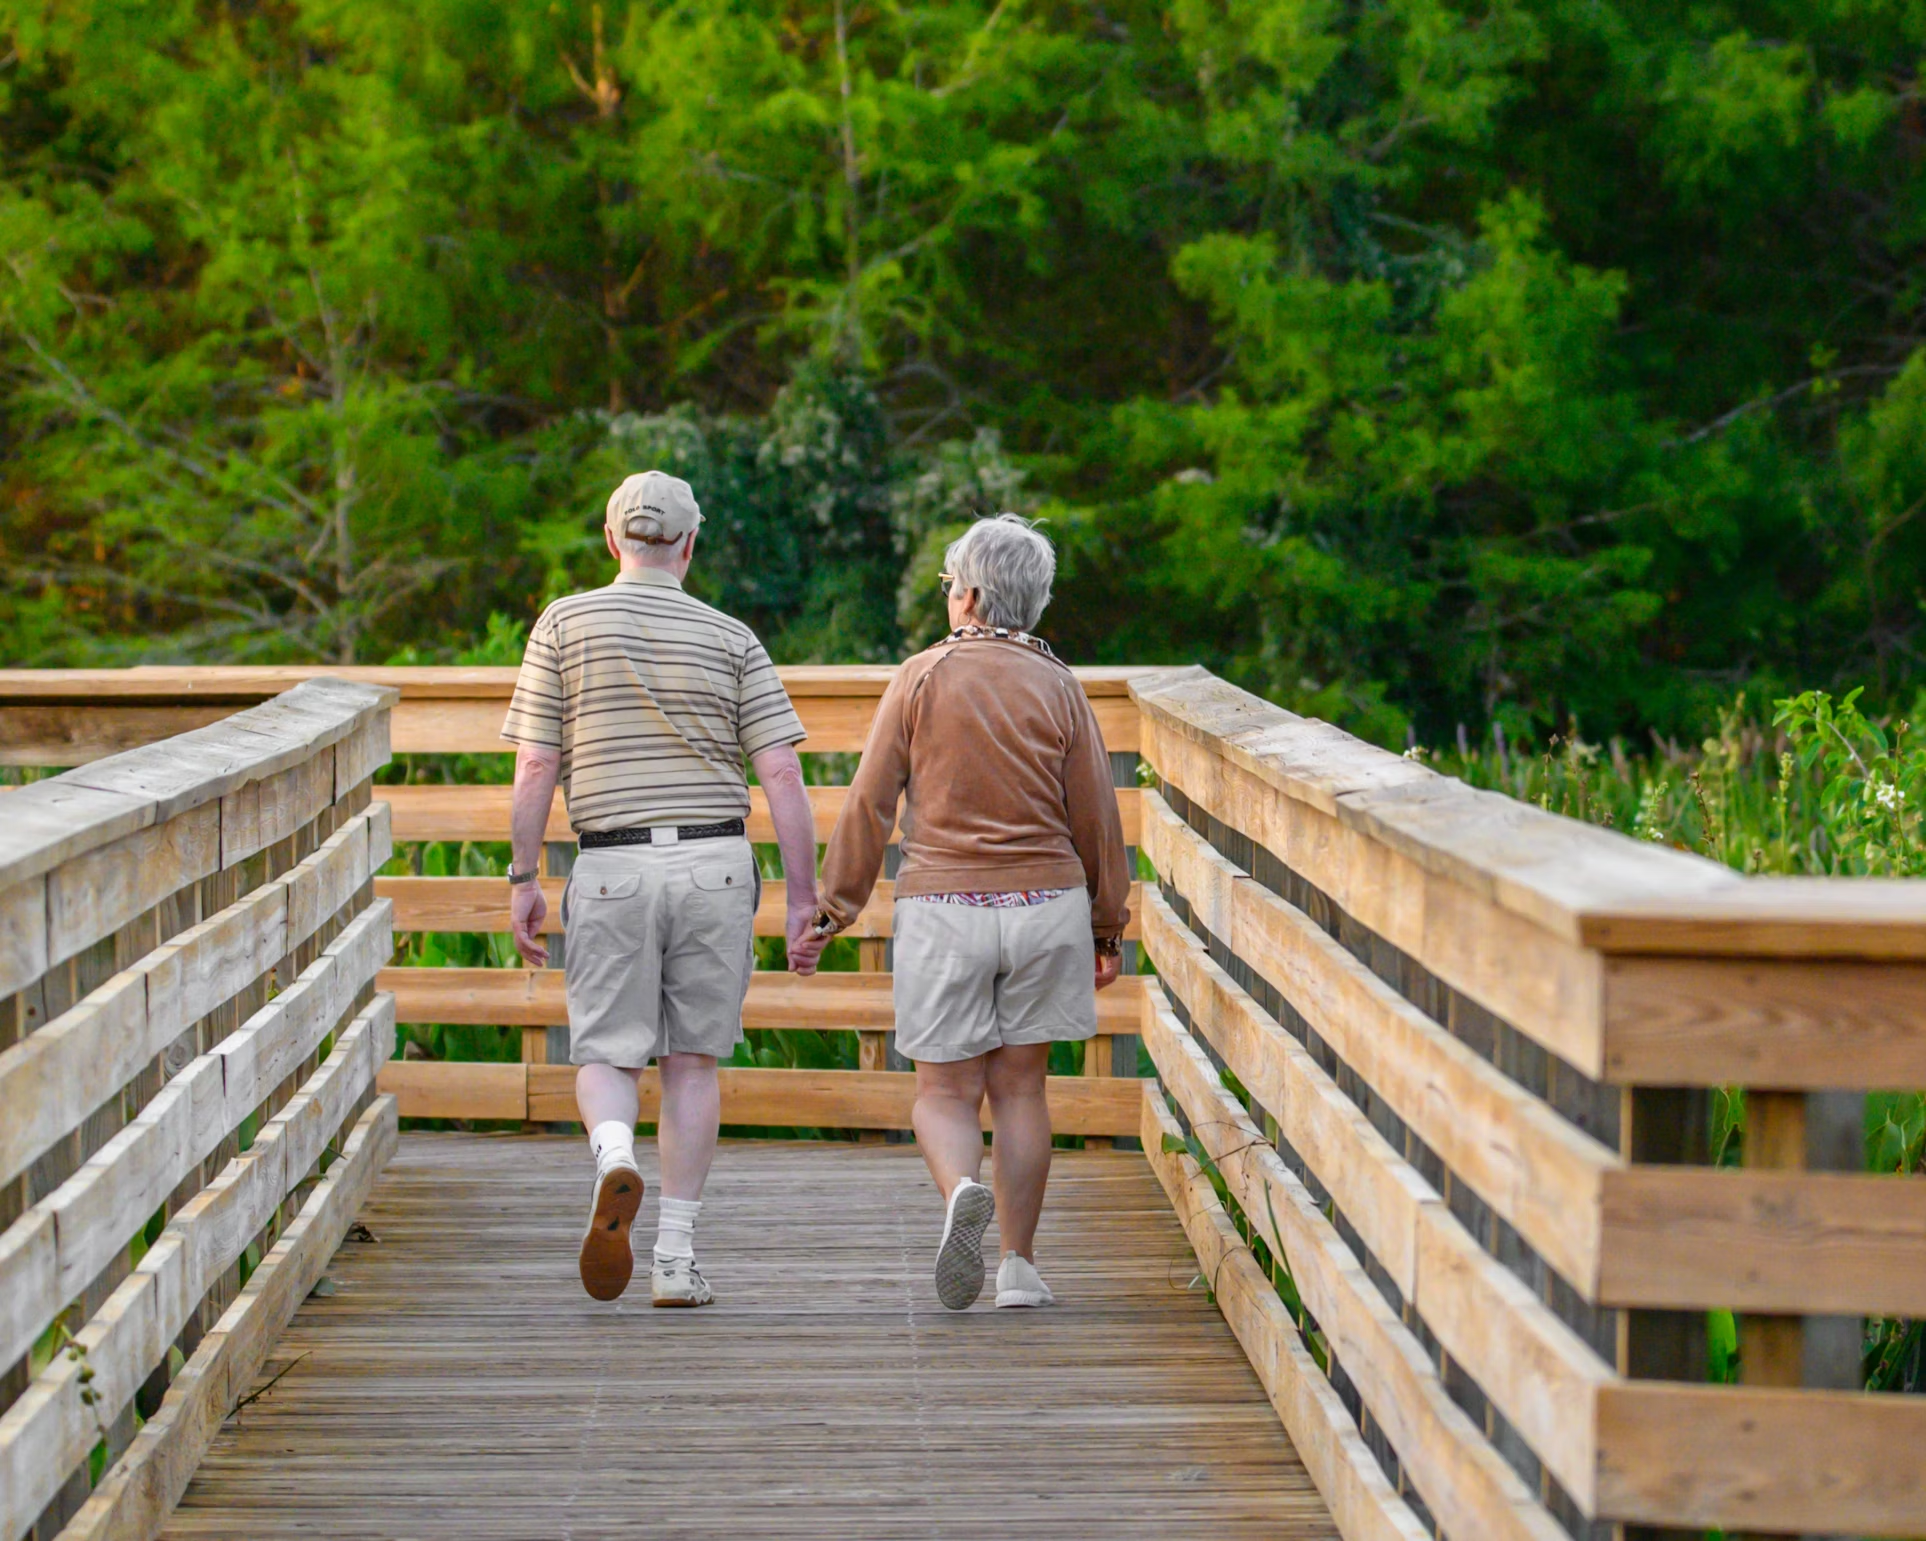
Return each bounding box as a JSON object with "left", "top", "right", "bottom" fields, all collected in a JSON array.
[
  {"left": 890, "top": 888, "right": 1099, "bottom": 1063},
  {"left": 562, "top": 837, "right": 759, "bottom": 1066}
]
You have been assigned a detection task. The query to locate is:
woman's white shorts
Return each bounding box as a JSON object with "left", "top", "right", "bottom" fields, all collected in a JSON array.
[{"left": 890, "top": 888, "right": 1098, "bottom": 1063}]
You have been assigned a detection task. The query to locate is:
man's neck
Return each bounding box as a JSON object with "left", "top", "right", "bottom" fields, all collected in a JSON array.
[{"left": 617, "top": 555, "right": 687, "bottom": 584}]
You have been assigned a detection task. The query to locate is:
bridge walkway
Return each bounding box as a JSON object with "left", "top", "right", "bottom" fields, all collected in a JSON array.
[{"left": 158, "top": 1135, "right": 1339, "bottom": 1540}]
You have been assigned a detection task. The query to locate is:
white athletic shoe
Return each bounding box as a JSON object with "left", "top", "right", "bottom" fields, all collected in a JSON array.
[
  {"left": 934, "top": 1179, "right": 997, "bottom": 1310},
  {"left": 995, "top": 1252, "right": 1056, "bottom": 1308},
  {"left": 651, "top": 1254, "right": 715, "bottom": 1308},
  {"left": 578, "top": 1158, "right": 645, "bottom": 1302}
]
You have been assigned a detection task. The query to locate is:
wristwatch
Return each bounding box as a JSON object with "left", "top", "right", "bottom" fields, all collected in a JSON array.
[
  {"left": 507, "top": 868, "right": 539, "bottom": 886},
  {"left": 1094, "top": 935, "right": 1123, "bottom": 959}
]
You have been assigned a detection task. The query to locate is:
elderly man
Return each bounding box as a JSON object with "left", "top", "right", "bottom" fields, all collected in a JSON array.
[{"left": 503, "top": 470, "right": 821, "bottom": 1307}]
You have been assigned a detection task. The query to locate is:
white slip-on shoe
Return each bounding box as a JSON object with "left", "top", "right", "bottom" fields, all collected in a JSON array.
[
  {"left": 934, "top": 1179, "right": 997, "bottom": 1310},
  {"left": 995, "top": 1252, "right": 1055, "bottom": 1308},
  {"left": 651, "top": 1254, "right": 715, "bottom": 1307},
  {"left": 578, "top": 1159, "right": 645, "bottom": 1302}
]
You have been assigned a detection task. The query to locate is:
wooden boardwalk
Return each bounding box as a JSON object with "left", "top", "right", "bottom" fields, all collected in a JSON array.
[{"left": 159, "top": 1134, "right": 1336, "bottom": 1540}]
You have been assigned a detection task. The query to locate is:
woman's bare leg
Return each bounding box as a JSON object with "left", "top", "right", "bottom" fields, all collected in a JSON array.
[
  {"left": 912, "top": 1055, "right": 990, "bottom": 1199},
  {"left": 984, "top": 1043, "right": 1053, "bottom": 1260}
]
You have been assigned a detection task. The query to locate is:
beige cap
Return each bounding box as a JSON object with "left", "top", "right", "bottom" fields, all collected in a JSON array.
[{"left": 607, "top": 470, "right": 703, "bottom": 544}]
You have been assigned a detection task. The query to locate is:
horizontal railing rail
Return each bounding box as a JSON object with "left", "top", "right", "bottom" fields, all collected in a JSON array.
[
  {"left": 0, "top": 680, "right": 400, "bottom": 1541},
  {"left": 1131, "top": 665, "right": 1926, "bottom": 1540},
  {"left": 0, "top": 665, "right": 1156, "bottom": 765},
  {"left": 2, "top": 666, "right": 1152, "bottom": 1143}
]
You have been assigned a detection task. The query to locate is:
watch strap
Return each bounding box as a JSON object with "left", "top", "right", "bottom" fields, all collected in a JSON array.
[{"left": 507, "top": 867, "right": 540, "bottom": 886}]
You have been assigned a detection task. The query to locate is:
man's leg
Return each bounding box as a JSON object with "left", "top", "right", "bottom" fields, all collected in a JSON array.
[
  {"left": 656, "top": 1052, "right": 720, "bottom": 1199},
  {"left": 574, "top": 1062, "right": 647, "bottom": 1302},
  {"left": 983, "top": 1043, "right": 1053, "bottom": 1261},
  {"left": 649, "top": 1052, "right": 721, "bottom": 1305}
]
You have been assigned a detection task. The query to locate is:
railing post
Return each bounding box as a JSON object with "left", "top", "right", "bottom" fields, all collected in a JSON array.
[
  {"left": 1086, "top": 748, "right": 1142, "bottom": 1152},
  {"left": 1729, "top": 1089, "right": 1861, "bottom": 1541}
]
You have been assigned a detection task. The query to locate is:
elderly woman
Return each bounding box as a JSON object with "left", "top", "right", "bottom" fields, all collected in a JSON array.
[{"left": 800, "top": 515, "right": 1130, "bottom": 1310}]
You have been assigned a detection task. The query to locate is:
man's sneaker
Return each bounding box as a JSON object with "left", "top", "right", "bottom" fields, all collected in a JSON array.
[
  {"left": 651, "top": 1254, "right": 715, "bottom": 1307},
  {"left": 996, "top": 1252, "right": 1056, "bottom": 1308},
  {"left": 578, "top": 1159, "right": 645, "bottom": 1301},
  {"left": 934, "top": 1178, "right": 997, "bottom": 1310}
]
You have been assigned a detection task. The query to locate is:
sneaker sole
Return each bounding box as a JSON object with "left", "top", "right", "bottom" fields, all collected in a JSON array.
[
  {"left": 996, "top": 1289, "right": 1054, "bottom": 1309},
  {"left": 651, "top": 1293, "right": 714, "bottom": 1309},
  {"left": 935, "top": 1184, "right": 997, "bottom": 1310},
  {"left": 578, "top": 1166, "right": 645, "bottom": 1302}
]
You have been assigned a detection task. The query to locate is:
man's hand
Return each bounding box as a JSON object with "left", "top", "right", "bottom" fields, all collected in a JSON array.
[
  {"left": 511, "top": 881, "right": 549, "bottom": 968},
  {"left": 1095, "top": 949, "right": 1122, "bottom": 991},
  {"left": 787, "top": 906, "right": 826, "bottom": 976}
]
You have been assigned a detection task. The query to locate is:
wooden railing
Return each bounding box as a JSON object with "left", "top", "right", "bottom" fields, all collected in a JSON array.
[
  {"left": 0, "top": 667, "right": 1155, "bottom": 1140},
  {"left": 1132, "top": 666, "right": 1926, "bottom": 1541},
  {"left": 11, "top": 662, "right": 1922, "bottom": 1537},
  {"left": 0, "top": 679, "right": 399, "bottom": 1541}
]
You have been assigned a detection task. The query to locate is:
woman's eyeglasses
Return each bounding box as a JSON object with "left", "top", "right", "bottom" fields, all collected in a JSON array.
[{"left": 939, "top": 572, "right": 961, "bottom": 598}]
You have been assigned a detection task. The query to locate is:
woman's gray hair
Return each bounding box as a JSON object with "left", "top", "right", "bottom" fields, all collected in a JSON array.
[{"left": 944, "top": 514, "right": 1055, "bottom": 631}]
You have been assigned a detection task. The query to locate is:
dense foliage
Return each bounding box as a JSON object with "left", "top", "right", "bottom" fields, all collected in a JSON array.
[{"left": 9, "top": 0, "right": 1926, "bottom": 743}]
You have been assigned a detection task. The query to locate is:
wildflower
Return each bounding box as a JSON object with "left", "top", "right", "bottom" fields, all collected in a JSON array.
[
  {"left": 1402, "top": 745, "right": 1428, "bottom": 762},
  {"left": 1871, "top": 778, "right": 1903, "bottom": 813}
]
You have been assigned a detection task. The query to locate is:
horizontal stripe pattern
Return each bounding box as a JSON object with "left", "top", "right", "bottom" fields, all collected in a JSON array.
[{"left": 500, "top": 570, "right": 805, "bottom": 831}]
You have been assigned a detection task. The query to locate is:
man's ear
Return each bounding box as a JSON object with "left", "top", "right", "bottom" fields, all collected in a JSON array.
[
  {"left": 604, "top": 525, "right": 620, "bottom": 560},
  {"left": 681, "top": 531, "right": 697, "bottom": 563}
]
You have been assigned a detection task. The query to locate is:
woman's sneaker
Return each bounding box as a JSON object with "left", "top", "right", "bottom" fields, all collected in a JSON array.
[
  {"left": 578, "top": 1159, "right": 645, "bottom": 1301},
  {"left": 934, "top": 1179, "right": 997, "bottom": 1310},
  {"left": 995, "top": 1252, "right": 1056, "bottom": 1308},
  {"left": 651, "top": 1254, "right": 715, "bottom": 1307}
]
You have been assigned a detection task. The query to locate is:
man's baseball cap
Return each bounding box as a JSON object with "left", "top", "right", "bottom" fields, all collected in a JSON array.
[{"left": 607, "top": 470, "right": 703, "bottom": 544}]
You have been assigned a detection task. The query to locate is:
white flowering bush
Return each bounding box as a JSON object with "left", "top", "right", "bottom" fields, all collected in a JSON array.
[{"left": 1774, "top": 688, "right": 1926, "bottom": 877}]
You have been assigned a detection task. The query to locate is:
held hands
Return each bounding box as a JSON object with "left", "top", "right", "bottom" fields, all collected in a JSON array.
[
  {"left": 786, "top": 899, "right": 827, "bottom": 977},
  {"left": 511, "top": 881, "right": 549, "bottom": 968}
]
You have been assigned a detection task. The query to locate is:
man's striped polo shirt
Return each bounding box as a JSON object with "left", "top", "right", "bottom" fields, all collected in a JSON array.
[{"left": 500, "top": 568, "right": 806, "bottom": 832}]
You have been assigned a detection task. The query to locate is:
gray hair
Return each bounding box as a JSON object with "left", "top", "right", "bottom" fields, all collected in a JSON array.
[{"left": 944, "top": 514, "right": 1055, "bottom": 631}]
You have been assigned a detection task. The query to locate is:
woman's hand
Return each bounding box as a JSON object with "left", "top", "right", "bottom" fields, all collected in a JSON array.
[
  {"left": 511, "top": 882, "right": 549, "bottom": 968},
  {"left": 1094, "top": 950, "right": 1122, "bottom": 991}
]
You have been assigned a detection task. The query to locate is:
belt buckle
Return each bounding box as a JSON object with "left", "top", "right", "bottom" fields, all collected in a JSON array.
[{"left": 651, "top": 825, "right": 681, "bottom": 846}]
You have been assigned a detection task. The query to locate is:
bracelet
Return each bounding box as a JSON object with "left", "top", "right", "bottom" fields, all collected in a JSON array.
[
  {"left": 1094, "top": 935, "right": 1123, "bottom": 959},
  {"left": 507, "top": 868, "right": 540, "bottom": 887}
]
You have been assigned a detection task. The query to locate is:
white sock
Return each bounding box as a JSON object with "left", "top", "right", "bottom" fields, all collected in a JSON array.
[
  {"left": 655, "top": 1197, "right": 701, "bottom": 1261},
  {"left": 588, "top": 1120, "right": 635, "bottom": 1170}
]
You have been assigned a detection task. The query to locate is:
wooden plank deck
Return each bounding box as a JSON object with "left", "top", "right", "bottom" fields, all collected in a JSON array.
[{"left": 159, "top": 1134, "right": 1338, "bottom": 1540}]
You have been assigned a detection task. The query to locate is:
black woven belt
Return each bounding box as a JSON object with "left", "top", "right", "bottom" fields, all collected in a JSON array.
[{"left": 579, "top": 819, "right": 746, "bottom": 849}]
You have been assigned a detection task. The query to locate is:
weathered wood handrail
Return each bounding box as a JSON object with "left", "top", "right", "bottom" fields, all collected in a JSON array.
[
  {"left": 0, "top": 665, "right": 1157, "bottom": 764},
  {"left": 0, "top": 680, "right": 401, "bottom": 1541},
  {"left": 1132, "top": 664, "right": 1926, "bottom": 1540}
]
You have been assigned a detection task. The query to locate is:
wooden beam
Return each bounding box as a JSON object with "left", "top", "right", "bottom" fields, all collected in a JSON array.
[
  {"left": 373, "top": 782, "right": 1142, "bottom": 849},
  {"left": 377, "top": 874, "right": 1144, "bottom": 943},
  {"left": 1598, "top": 1165, "right": 1926, "bottom": 1316},
  {"left": 1142, "top": 792, "right": 1616, "bottom": 1289},
  {"left": 1141, "top": 1087, "right": 1431, "bottom": 1541},
  {"left": 374, "top": 1061, "right": 1142, "bottom": 1136},
  {"left": 0, "top": 666, "right": 1150, "bottom": 763},
  {"left": 379, "top": 964, "right": 1144, "bottom": 1034},
  {"left": 57, "top": 1096, "right": 399, "bottom": 1541},
  {"left": 1594, "top": 1381, "right": 1926, "bottom": 1535},
  {"left": 1140, "top": 978, "right": 1610, "bottom": 1512},
  {"left": 1602, "top": 952, "right": 1926, "bottom": 1087}
]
